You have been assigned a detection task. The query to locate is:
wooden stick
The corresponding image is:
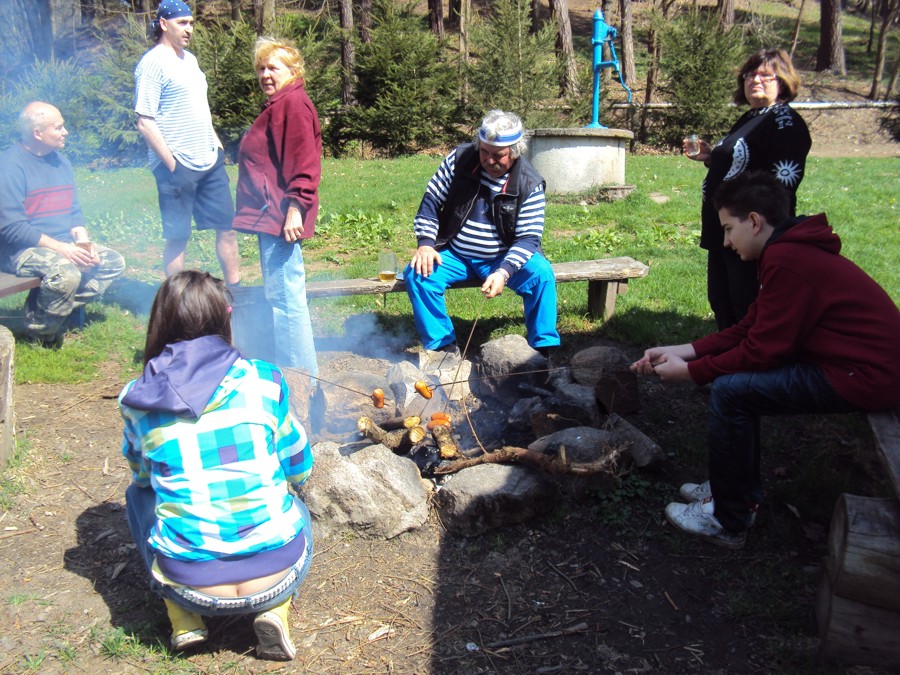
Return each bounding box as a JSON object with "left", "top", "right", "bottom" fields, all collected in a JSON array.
[
  {"left": 484, "top": 622, "right": 589, "bottom": 648},
  {"left": 433, "top": 443, "right": 627, "bottom": 476}
]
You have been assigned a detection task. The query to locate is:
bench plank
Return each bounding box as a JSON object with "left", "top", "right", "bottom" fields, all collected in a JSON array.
[
  {"left": 306, "top": 257, "right": 649, "bottom": 320},
  {"left": 868, "top": 408, "right": 900, "bottom": 501},
  {"left": 0, "top": 272, "right": 40, "bottom": 299}
]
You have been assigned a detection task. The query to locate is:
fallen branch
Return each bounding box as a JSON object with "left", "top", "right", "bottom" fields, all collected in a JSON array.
[
  {"left": 433, "top": 443, "right": 627, "bottom": 476},
  {"left": 485, "top": 621, "right": 589, "bottom": 648},
  {"left": 358, "top": 417, "right": 426, "bottom": 454}
]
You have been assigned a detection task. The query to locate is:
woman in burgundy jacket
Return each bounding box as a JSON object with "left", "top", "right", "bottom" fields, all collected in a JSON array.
[{"left": 233, "top": 37, "right": 322, "bottom": 374}]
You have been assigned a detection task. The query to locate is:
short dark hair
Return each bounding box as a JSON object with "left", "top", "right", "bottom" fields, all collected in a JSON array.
[
  {"left": 734, "top": 48, "right": 801, "bottom": 105},
  {"left": 143, "top": 270, "right": 232, "bottom": 365},
  {"left": 714, "top": 171, "right": 791, "bottom": 225}
]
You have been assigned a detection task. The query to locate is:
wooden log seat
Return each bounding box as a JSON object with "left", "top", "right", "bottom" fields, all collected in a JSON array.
[
  {"left": 306, "top": 257, "right": 650, "bottom": 321},
  {"left": 818, "top": 408, "right": 900, "bottom": 669}
]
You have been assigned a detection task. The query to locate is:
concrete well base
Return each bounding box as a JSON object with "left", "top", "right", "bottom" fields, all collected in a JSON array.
[{"left": 527, "top": 127, "right": 634, "bottom": 195}]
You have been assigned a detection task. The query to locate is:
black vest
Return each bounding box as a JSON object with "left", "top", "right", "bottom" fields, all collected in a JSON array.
[{"left": 435, "top": 142, "right": 545, "bottom": 249}]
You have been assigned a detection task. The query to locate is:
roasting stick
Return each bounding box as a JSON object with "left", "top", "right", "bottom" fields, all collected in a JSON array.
[{"left": 455, "top": 294, "right": 488, "bottom": 455}]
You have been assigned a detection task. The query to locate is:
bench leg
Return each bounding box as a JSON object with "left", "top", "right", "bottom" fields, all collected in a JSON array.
[{"left": 587, "top": 280, "right": 628, "bottom": 321}]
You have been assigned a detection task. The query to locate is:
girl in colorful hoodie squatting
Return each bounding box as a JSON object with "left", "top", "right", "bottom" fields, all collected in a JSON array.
[{"left": 119, "top": 270, "right": 313, "bottom": 661}]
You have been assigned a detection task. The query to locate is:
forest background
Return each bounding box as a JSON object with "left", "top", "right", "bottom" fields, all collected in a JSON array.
[{"left": 0, "top": 0, "right": 898, "bottom": 167}]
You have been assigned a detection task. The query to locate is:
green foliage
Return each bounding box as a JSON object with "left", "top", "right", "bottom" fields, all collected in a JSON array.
[
  {"left": 467, "top": 0, "right": 560, "bottom": 123},
  {"left": 590, "top": 474, "right": 672, "bottom": 531},
  {"left": 657, "top": 8, "right": 745, "bottom": 147},
  {"left": 0, "top": 58, "right": 103, "bottom": 165},
  {"left": 191, "top": 20, "right": 262, "bottom": 158},
  {"left": 313, "top": 210, "right": 400, "bottom": 256},
  {"left": 92, "top": 15, "right": 152, "bottom": 166},
  {"left": 331, "top": 0, "right": 463, "bottom": 156}
]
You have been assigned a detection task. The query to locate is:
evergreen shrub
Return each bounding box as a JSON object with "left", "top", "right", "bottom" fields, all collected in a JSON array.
[{"left": 657, "top": 8, "right": 744, "bottom": 147}]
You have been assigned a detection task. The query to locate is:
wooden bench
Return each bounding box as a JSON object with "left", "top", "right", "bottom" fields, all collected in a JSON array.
[
  {"left": 0, "top": 272, "right": 40, "bottom": 300},
  {"left": 817, "top": 407, "right": 900, "bottom": 669},
  {"left": 306, "top": 257, "right": 650, "bottom": 320}
]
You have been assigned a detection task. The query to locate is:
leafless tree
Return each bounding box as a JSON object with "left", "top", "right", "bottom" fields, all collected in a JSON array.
[
  {"left": 549, "top": 0, "right": 580, "bottom": 97},
  {"left": 448, "top": 0, "right": 461, "bottom": 29},
  {"left": 338, "top": 0, "right": 356, "bottom": 105},
  {"left": 359, "top": 0, "right": 373, "bottom": 43},
  {"left": 230, "top": 0, "right": 242, "bottom": 23},
  {"left": 428, "top": 0, "right": 445, "bottom": 39},
  {"left": 619, "top": 0, "right": 636, "bottom": 86},
  {"left": 816, "top": 0, "right": 847, "bottom": 74},
  {"left": 789, "top": 0, "right": 809, "bottom": 57},
  {"left": 253, "top": 0, "right": 275, "bottom": 36},
  {"left": 639, "top": 0, "right": 677, "bottom": 143},
  {"left": 868, "top": 0, "right": 900, "bottom": 99},
  {"left": 717, "top": 0, "right": 735, "bottom": 28},
  {"left": 531, "top": 0, "right": 542, "bottom": 32}
]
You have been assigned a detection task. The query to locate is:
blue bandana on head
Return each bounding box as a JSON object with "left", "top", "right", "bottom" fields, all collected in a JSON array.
[{"left": 157, "top": 0, "right": 192, "bottom": 20}]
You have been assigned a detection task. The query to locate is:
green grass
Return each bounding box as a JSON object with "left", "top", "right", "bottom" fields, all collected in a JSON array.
[{"left": 4, "top": 154, "right": 898, "bottom": 385}]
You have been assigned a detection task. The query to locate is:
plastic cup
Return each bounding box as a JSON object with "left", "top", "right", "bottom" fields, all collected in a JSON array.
[
  {"left": 378, "top": 252, "right": 398, "bottom": 282},
  {"left": 685, "top": 134, "right": 700, "bottom": 157}
]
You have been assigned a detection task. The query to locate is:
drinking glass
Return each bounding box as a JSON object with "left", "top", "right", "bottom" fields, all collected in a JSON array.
[{"left": 378, "top": 252, "right": 398, "bottom": 282}]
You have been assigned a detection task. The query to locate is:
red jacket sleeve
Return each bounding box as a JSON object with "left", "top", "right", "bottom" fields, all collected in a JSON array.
[{"left": 267, "top": 87, "right": 322, "bottom": 222}]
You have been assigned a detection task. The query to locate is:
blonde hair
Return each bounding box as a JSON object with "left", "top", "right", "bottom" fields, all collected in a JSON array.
[{"left": 253, "top": 36, "right": 305, "bottom": 85}]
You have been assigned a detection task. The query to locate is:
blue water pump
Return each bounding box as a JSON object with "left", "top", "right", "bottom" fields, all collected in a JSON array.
[{"left": 587, "top": 9, "right": 632, "bottom": 129}]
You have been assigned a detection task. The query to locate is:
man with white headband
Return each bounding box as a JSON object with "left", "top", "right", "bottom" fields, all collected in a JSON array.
[{"left": 404, "top": 110, "right": 560, "bottom": 357}]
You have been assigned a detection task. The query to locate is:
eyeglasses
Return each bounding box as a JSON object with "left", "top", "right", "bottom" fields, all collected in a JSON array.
[{"left": 743, "top": 71, "right": 778, "bottom": 82}]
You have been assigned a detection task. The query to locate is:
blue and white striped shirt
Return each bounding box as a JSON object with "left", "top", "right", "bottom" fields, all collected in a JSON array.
[
  {"left": 134, "top": 46, "right": 220, "bottom": 171},
  {"left": 414, "top": 148, "right": 546, "bottom": 274}
]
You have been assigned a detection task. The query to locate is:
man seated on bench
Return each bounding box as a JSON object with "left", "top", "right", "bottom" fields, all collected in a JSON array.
[
  {"left": 631, "top": 171, "right": 900, "bottom": 550},
  {"left": 403, "top": 109, "right": 560, "bottom": 358},
  {"left": 0, "top": 102, "right": 125, "bottom": 347}
]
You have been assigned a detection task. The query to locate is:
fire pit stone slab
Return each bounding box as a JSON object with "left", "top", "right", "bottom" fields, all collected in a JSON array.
[
  {"left": 435, "top": 464, "right": 556, "bottom": 537},
  {"left": 298, "top": 441, "right": 431, "bottom": 540},
  {"left": 570, "top": 345, "right": 631, "bottom": 386},
  {"left": 477, "top": 335, "right": 547, "bottom": 404}
]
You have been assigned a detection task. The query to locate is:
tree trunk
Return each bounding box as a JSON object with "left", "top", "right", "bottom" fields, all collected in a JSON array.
[
  {"left": 868, "top": 0, "right": 900, "bottom": 99},
  {"left": 619, "top": 0, "right": 636, "bottom": 85},
  {"left": 458, "top": 0, "right": 470, "bottom": 103},
  {"left": 448, "top": 0, "right": 461, "bottom": 29},
  {"left": 549, "top": 0, "right": 579, "bottom": 98},
  {"left": 886, "top": 46, "right": 900, "bottom": 99},
  {"left": 428, "top": 0, "right": 444, "bottom": 39},
  {"left": 253, "top": 0, "right": 275, "bottom": 36},
  {"left": 230, "top": 0, "right": 242, "bottom": 23},
  {"left": 816, "top": 0, "right": 847, "bottom": 74},
  {"left": 790, "top": 0, "right": 808, "bottom": 58},
  {"left": 716, "top": 0, "right": 735, "bottom": 28},
  {"left": 531, "top": 0, "right": 542, "bottom": 33},
  {"left": 359, "top": 0, "right": 372, "bottom": 43},
  {"left": 339, "top": 0, "right": 356, "bottom": 105}
]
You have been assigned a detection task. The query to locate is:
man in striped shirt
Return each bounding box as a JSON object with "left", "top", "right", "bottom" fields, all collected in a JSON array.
[
  {"left": 134, "top": 0, "right": 240, "bottom": 286},
  {"left": 404, "top": 110, "right": 560, "bottom": 357}
]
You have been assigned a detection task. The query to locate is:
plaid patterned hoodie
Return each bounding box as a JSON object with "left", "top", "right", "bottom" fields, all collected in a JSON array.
[{"left": 119, "top": 335, "right": 312, "bottom": 564}]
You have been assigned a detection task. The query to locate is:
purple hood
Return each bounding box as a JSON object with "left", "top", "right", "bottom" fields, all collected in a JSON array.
[{"left": 120, "top": 335, "right": 241, "bottom": 419}]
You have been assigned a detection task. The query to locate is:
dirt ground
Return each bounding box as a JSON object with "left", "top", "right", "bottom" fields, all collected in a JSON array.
[{"left": 0, "top": 111, "right": 896, "bottom": 674}]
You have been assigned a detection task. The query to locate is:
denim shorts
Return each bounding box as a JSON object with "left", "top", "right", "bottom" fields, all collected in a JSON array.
[{"left": 152, "top": 148, "right": 235, "bottom": 240}]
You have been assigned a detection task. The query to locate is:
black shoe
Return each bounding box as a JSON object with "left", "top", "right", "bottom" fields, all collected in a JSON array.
[
  {"left": 437, "top": 342, "right": 460, "bottom": 356},
  {"left": 22, "top": 332, "right": 64, "bottom": 349}
]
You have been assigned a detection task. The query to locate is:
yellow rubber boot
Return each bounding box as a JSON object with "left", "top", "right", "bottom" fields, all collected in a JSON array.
[
  {"left": 164, "top": 599, "right": 208, "bottom": 650},
  {"left": 253, "top": 597, "right": 296, "bottom": 661}
]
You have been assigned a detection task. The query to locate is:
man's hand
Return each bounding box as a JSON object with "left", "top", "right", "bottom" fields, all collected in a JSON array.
[
  {"left": 481, "top": 270, "right": 507, "bottom": 298},
  {"left": 39, "top": 235, "right": 98, "bottom": 269},
  {"left": 283, "top": 205, "right": 305, "bottom": 243},
  {"left": 411, "top": 245, "right": 442, "bottom": 277},
  {"left": 630, "top": 343, "right": 697, "bottom": 377}
]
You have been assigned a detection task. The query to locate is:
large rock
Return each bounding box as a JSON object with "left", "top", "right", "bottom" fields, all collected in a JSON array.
[
  {"left": 298, "top": 442, "right": 431, "bottom": 539},
  {"left": 570, "top": 345, "right": 630, "bottom": 386},
  {"left": 417, "top": 349, "right": 472, "bottom": 401},
  {"left": 477, "top": 335, "right": 546, "bottom": 403},
  {"left": 435, "top": 464, "right": 555, "bottom": 536},
  {"left": 607, "top": 413, "right": 666, "bottom": 468},
  {"left": 319, "top": 371, "right": 394, "bottom": 435},
  {"left": 528, "top": 426, "right": 618, "bottom": 498},
  {"left": 594, "top": 369, "right": 640, "bottom": 415}
]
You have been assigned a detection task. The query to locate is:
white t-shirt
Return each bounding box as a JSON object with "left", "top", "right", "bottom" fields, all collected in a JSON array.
[{"left": 134, "top": 45, "right": 220, "bottom": 171}]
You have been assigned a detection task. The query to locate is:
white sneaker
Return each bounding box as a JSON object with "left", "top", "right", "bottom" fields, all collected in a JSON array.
[
  {"left": 665, "top": 497, "right": 747, "bottom": 550},
  {"left": 679, "top": 480, "right": 712, "bottom": 502},
  {"left": 254, "top": 611, "right": 296, "bottom": 661}
]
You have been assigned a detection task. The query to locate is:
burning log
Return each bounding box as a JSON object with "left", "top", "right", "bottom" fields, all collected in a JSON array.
[
  {"left": 433, "top": 442, "right": 628, "bottom": 476},
  {"left": 379, "top": 415, "right": 422, "bottom": 431},
  {"left": 431, "top": 423, "right": 460, "bottom": 459},
  {"left": 358, "top": 416, "right": 426, "bottom": 454}
]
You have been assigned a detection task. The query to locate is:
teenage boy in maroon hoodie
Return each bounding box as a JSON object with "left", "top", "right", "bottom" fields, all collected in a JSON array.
[{"left": 631, "top": 171, "right": 900, "bottom": 549}]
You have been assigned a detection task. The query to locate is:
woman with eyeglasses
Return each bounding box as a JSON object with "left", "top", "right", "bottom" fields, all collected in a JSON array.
[{"left": 685, "top": 49, "right": 811, "bottom": 329}]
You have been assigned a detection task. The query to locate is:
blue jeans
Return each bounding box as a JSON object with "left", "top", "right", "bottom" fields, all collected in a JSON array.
[
  {"left": 708, "top": 363, "right": 858, "bottom": 532},
  {"left": 258, "top": 233, "right": 318, "bottom": 375},
  {"left": 404, "top": 248, "right": 560, "bottom": 350},
  {"left": 125, "top": 483, "right": 314, "bottom": 616}
]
